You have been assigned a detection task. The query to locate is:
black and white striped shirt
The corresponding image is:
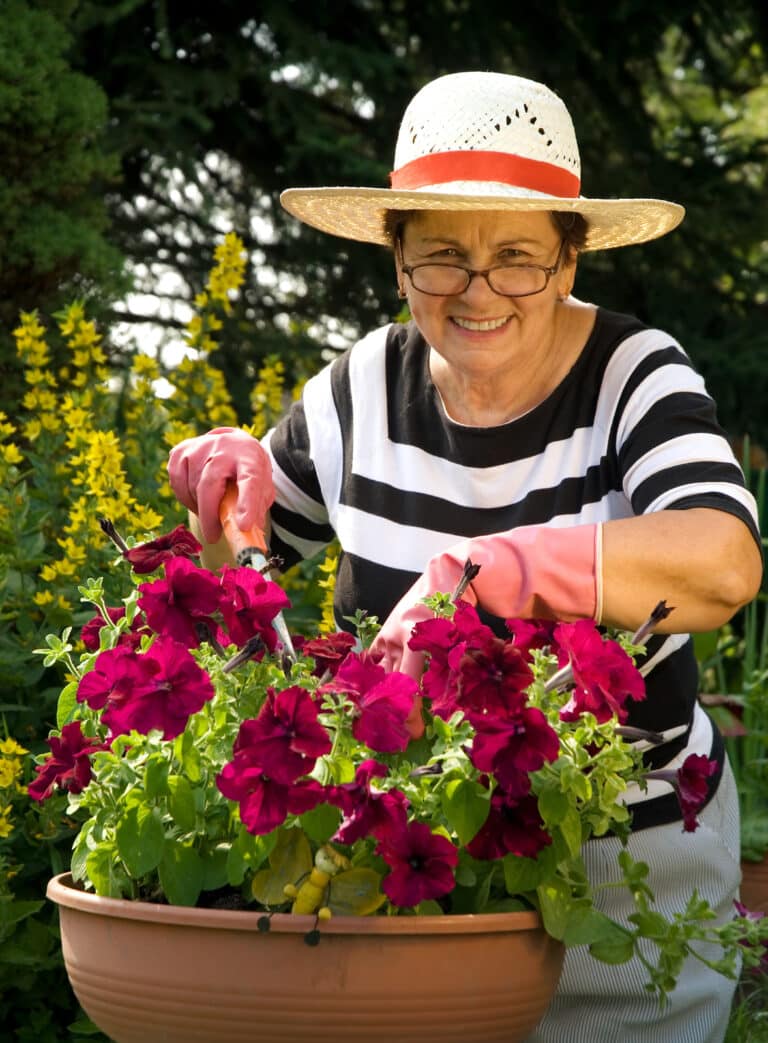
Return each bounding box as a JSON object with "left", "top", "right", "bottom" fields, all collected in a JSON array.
[{"left": 264, "top": 308, "right": 759, "bottom": 813}]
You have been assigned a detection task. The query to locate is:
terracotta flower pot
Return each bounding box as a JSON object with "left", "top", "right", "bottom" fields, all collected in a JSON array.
[
  {"left": 740, "top": 856, "right": 768, "bottom": 913},
  {"left": 48, "top": 872, "right": 563, "bottom": 1043}
]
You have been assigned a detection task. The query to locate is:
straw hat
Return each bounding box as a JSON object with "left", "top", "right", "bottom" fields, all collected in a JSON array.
[{"left": 280, "top": 71, "right": 684, "bottom": 251}]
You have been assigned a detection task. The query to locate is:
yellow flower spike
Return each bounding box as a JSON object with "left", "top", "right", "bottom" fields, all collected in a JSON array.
[
  {"left": 58, "top": 301, "right": 86, "bottom": 337},
  {"left": 204, "top": 233, "right": 247, "bottom": 314}
]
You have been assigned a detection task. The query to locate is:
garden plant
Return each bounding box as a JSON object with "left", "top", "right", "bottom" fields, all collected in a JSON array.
[{"left": 2, "top": 235, "right": 767, "bottom": 1039}]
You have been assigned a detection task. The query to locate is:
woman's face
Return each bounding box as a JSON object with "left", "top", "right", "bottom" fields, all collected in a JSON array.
[{"left": 396, "top": 209, "right": 575, "bottom": 382}]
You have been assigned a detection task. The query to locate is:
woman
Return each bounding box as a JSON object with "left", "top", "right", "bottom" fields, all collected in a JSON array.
[{"left": 168, "top": 71, "right": 762, "bottom": 1042}]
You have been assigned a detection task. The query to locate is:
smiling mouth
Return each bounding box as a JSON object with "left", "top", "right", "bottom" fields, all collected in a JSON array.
[{"left": 452, "top": 316, "right": 510, "bottom": 332}]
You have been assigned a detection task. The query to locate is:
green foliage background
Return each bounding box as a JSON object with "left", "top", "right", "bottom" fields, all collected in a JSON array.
[
  {"left": 1, "top": 1, "right": 767, "bottom": 1039},
  {"left": 1, "top": 1, "right": 767, "bottom": 438}
]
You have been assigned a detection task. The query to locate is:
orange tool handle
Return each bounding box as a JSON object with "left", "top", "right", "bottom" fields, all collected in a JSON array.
[{"left": 218, "top": 481, "right": 268, "bottom": 557}]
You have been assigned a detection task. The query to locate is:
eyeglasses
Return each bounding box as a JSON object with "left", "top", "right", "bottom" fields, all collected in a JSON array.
[{"left": 399, "top": 239, "right": 566, "bottom": 298}]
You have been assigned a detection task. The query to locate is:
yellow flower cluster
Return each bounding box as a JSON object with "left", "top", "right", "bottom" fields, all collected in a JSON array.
[
  {"left": 251, "top": 355, "right": 286, "bottom": 437},
  {"left": 317, "top": 543, "right": 340, "bottom": 634},
  {"left": 0, "top": 412, "right": 22, "bottom": 468},
  {"left": 121, "top": 353, "right": 174, "bottom": 496},
  {"left": 15, "top": 311, "right": 61, "bottom": 440},
  {"left": 207, "top": 231, "right": 248, "bottom": 313},
  {"left": 13, "top": 306, "right": 171, "bottom": 598},
  {"left": 0, "top": 738, "right": 29, "bottom": 839},
  {"left": 166, "top": 355, "right": 237, "bottom": 431},
  {"left": 185, "top": 232, "right": 247, "bottom": 352},
  {"left": 58, "top": 302, "right": 110, "bottom": 396}
]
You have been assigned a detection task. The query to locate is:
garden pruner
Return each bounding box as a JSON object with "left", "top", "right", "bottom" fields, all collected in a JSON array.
[{"left": 218, "top": 480, "right": 296, "bottom": 661}]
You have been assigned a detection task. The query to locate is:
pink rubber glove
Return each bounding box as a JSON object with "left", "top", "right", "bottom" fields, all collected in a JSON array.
[
  {"left": 167, "top": 427, "right": 275, "bottom": 544},
  {"left": 371, "top": 523, "right": 602, "bottom": 679}
]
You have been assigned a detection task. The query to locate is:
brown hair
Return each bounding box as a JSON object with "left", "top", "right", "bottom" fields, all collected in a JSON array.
[{"left": 383, "top": 209, "right": 588, "bottom": 253}]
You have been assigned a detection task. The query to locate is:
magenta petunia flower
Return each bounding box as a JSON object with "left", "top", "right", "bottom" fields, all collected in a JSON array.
[
  {"left": 124, "top": 525, "right": 202, "bottom": 574},
  {"left": 554, "top": 619, "right": 645, "bottom": 724},
  {"left": 77, "top": 644, "right": 146, "bottom": 710},
  {"left": 409, "top": 603, "right": 494, "bottom": 718},
  {"left": 27, "top": 721, "right": 109, "bottom": 802},
  {"left": 469, "top": 705, "right": 560, "bottom": 793},
  {"left": 216, "top": 759, "right": 326, "bottom": 835},
  {"left": 646, "top": 753, "right": 718, "bottom": 832},
  {"left": 218, "top": 565, "right": 291, "bottom": 650},
  {"left": 138, "top": 556, "right": 223, "bottom": 647},
  {"left": 320, "top": 652, "right": 418, "bottom": 753},
  {"left": 466, "top": 790, "right": 552, "bottom": 861},
  {"left": 296, "top": 631, "right": 356, "bottom": 678},
  {"left": 229, "top": 687, "right": 332, "bottom": 784},
  {"left": 452, "top": 634, "right": 534, "bottom": 718},
  {"left": 504, "top": 618, "right": 557, "bottom": 658},
  {"left": 377, "top": 821, "right": 458, "bottom": 907},
  {"left": 81, "top": 606, "right": 146, "bottom": 652},
  {"left": 330, "top": 759, "right": 409, "bottom": 844},
  {"left": 94, "top": 637, "right": 216, "bottom": 740}
]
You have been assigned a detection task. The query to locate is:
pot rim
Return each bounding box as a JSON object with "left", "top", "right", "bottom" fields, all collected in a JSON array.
[{"left": 47, "top": 872, "right": 545, "bottom": 936}]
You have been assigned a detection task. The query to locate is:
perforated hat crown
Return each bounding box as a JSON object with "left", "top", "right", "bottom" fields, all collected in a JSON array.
[
  {"left": 391, "top": 72, "right": 581, "bottom": 201},
  {"left": 281, "top": 71, "right": 684, "bottom": 251}
]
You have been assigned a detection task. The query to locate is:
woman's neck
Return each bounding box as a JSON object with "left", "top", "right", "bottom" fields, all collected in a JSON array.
[{"left": 429, "top": 299, "right": 597, "bottom": 427}]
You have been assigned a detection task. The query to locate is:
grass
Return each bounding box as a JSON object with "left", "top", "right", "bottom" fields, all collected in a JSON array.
[{"left": 727, "top": 973, "right": 768, "bottom": 1042}]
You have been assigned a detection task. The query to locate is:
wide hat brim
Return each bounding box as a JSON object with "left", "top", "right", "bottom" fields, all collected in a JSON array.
[{"left": 280, "top": 186, "right": 685, "bottom": 251}]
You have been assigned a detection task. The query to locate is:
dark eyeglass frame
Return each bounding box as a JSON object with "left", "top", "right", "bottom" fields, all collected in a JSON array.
[{"left": 398, "top": 236, "right": 567, "bottom": 299}]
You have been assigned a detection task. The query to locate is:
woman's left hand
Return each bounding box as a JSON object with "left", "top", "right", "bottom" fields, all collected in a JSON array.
[{"left": 370, "top": 523, "right": 600, "bottom": 678}]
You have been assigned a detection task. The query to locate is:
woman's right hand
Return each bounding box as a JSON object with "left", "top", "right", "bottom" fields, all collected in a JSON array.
[{"left": 167, "top": 427, "right": 275, "bottom": 544}]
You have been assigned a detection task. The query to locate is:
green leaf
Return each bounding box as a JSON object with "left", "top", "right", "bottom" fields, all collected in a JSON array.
[
  {"left": 86, "top": 844, "right": 130, "bottom": 897},
  {"left": 628, "top": 909, "right": 672, "bottom": 940},
  {"left": 557, "top": 805, "right": 583, "bottom": 858},
  {"left": 201, "top": 845, "right": 230, "bottom": 891},
  {"left": 441, "top": 778, "right": 490, "bottom": 846},
  {"left": 167, "top": 775, "right": 197, "bottom": 831},
  {"left": 226, "top": 828, "right": 275, "bottom": 886},
  {"left": 0, "top": 899, "right": 44, "bottom": 931},
  {"left": 562, "top": 906, "right": 630, "bottom": 948},
  {"left": 174, "top": 728, "right": 202, "bottom": 782},
  {"left": 115, "top": 803, "right": 165, "bottom": 878},
  {"left": 537, "top": 876, "right": 575, "bottom": 940},
  {"left": 159, "top": 842, "right": 204, "bottom": 906},
  {"left": 503, "top": 848, "right": 552, "bottom": 894},
  {"left": 414, "top": 900, "right": 444, "bottom": 915},
  {"left": 299, "top": 803, "right": 341, "bottom": 844},
  {"left": 70, "top": 823, "right": 93, "bottom": 882},
  {"left": 55, "top": 681, "right": 79, "bottom": 729},
  {"left": 328, "top": 755, "right": 355, "bottom": 784},
  {"left": 144, "top": 752, "right": 170, "bottom": 798},
  {"left": 67, "top": 1018, "right": 104, "bottom": 1036},
  {"left": 537, "top": 784, "right": 569, "bottom": 827},
  {"left": 589, "top": 928, "right": 637, "bottom": 965}
]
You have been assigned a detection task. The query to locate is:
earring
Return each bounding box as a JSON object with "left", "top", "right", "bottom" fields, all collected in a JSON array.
[{"left": 397, "top": 286, "right": 407, "bottom": 299}]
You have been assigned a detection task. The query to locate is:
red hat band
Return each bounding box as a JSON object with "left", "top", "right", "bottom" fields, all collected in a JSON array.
[{"left": 389, "top": 150, "right": 581, "bottom": 198}]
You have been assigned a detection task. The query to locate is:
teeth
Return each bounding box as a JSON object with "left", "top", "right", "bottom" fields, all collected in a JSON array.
[{"left": 453, "top": 316, "right": 508, "bottom": 331}]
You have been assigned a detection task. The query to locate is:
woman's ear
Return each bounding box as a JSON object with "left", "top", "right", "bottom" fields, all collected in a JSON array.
[
  {"left": 394, "top": 242, "right": 406, "bottom": 298},
  {"left": 557, "top": 248, "right": 578, "bottom": 300}
]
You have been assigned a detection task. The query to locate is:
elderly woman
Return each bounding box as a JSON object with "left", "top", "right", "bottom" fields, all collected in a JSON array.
[{"left": 168, "top": 72, "right": 762, "bottom": 1042}]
